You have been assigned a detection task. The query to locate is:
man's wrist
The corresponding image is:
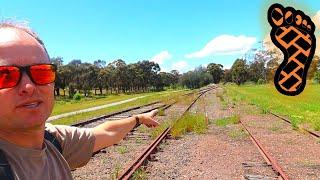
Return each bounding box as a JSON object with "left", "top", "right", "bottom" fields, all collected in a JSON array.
[{"left": 134, "top": 115, "right": 141, "bottom": 128}]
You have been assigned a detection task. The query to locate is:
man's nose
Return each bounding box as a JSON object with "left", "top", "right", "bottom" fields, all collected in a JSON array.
[{"left": 18, "top": 72, "right": 36, "bottom": 96}]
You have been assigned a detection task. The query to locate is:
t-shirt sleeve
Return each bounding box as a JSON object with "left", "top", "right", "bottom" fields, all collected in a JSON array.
[{"left": 45, "top": 123, "right": 96, "bottom": 169}]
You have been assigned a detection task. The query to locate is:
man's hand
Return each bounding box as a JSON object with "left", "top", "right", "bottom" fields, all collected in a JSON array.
[
  {"left": 92, "top": 109, "right": 160, "bottom": 152},
  {"left": 137, "top": 109, "right": 159, "bottom": 128}
]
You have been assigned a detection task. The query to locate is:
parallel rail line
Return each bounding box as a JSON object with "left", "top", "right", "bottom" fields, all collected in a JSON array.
[{"left": 269, "top": 111, "right": 320, "bottom": 138}]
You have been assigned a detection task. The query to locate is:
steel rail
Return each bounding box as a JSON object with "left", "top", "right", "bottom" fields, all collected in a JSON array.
[
  {"left": 269, "top": 111, "right": 320, "bottom": 138},
  {"left": 240, "top": 120, "right": 289, "bottom": 180},
  {"left": 71, "top": 101, "right": 161, "bottom": 127}
]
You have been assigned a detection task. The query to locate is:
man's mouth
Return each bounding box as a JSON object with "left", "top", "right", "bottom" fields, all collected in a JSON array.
[
  {"left": 17, "top": 101, "right": 43, "bottom": 109},
  {"left": 22, "top": 102, "right": 41, "bottom": 108}
]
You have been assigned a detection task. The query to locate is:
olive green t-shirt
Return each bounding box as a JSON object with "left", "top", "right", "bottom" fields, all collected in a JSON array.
[{"left": 0, "top": 123, "right": 96, "bottom": 180}]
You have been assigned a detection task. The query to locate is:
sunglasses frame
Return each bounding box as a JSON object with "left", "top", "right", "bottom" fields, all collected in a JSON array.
[{"left": 0, "top": 63, "right": 57, "bottom": 89}]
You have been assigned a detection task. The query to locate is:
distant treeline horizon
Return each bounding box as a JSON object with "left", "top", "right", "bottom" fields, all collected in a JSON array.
[{"left": 51, "top": 49, "right": 320, "bottom": 98}]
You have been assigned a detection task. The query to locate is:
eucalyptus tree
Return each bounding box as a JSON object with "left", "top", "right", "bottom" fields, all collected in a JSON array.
[{"left": 207, "top": 63, "right": 224, "bottom": 84}]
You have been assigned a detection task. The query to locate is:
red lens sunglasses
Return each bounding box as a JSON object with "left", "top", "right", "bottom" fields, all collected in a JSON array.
[{"left": 0, "top": 64, "right": 57, "bottom": 89}]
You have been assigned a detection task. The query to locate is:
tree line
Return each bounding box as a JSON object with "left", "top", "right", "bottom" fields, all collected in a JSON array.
[
  {"left": 51, "top": 48, "right": 320, "bottom": 98},
  {"left": 51, "top": 57, "right": 181, "bottom": 97},
  {"left": 220, "top": 49, "right": 320, "bottom": 85}
]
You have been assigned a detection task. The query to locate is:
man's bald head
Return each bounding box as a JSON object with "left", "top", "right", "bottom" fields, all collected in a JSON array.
[{"left": 0, "top": 21, "right": 50, "bottom": 60}]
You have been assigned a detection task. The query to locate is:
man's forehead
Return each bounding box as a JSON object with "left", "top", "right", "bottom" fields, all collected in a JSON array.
[
  {"left": 0, "top": 28, "right": 38, "bottom": 46},
  {"left": 0, "top": 28, "right": 49, "bottom": 66}
]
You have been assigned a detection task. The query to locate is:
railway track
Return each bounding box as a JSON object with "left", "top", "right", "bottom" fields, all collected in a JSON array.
[
  {"left": 269, "top": 111, "right": 320, "bottom": 138},
  {"left": 239, "top": 120, "right": 289, "bottom": 180},
  {"left": 117, "top": 85, "right": 217, "bottom": 180},
  {"left": 72, "top": 88, "right": 215, "bottom": 179},
  {"left": 233, "top": 95, "right": 320, "bottom": 179}
]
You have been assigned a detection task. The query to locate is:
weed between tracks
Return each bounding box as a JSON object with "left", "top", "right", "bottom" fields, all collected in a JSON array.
[
  {"left": 111, "top": 164, "right": 122, "bottom": 180},
  {"left": 228, "top": 128, "right": 248, "bottom": 140},
  {"left": 116, "top": 146, "right": 128, "bottom": 154},
  {"left": 216, "top": 88, "right": 229, "bottom": 110},
  {"left": 214, "top": 115, "right": 240, "bottom": 127},
  {"left": 132, "top": 168, "right": 147, "bottom": 180},
  {"left": 157, "top": 108, "right": 166, "bottom": 116},
  {"left": 151, "top": 121, "right": 171, "bottom": 139},
  {"left": 170, "top": 113, "right": 207, "bottom": 138}
]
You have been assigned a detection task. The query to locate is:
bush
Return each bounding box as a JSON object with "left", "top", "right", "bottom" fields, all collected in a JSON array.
[
  {"left": 313, "top": 71, "right": 320, "bottom": 84},
  {"left": 73, "top": 92, "right": 82, "bottom": 101},
  {"left": 257, "top": 78, "right": 266, "bottom": 84}
]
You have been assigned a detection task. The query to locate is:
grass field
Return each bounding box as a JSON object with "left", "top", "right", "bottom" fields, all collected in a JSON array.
[
  {"left": 51, "top": 90, "right": 191, "bottom": 125},
  {"left": 224, "top": 83, "right": 320, "bottom": 131},
  {"left": 52, "top": 90, "right": 186, "bottom": 116},
  {"left": 53, "top": 93, "right": 147, "bottom": 116}
]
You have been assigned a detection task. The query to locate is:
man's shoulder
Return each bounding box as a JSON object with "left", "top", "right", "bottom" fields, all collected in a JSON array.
[{"left": 45, "top": 123, "right": 73, "bottom": 134}]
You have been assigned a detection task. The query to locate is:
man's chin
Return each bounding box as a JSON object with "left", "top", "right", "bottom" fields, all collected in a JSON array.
[{"left": 17, "top": 116, "right": 47, "bottom": 130}]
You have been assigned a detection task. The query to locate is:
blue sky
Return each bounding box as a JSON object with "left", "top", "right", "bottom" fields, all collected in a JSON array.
[{"left": 1, "top": 0, "right": 320, "bottom": 72}]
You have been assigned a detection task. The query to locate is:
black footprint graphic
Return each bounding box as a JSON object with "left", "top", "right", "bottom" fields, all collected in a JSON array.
[{"left": 267, "top": 3, "right": 316, "bottom": 96}]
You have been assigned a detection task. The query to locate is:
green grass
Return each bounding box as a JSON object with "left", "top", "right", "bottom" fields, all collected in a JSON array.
[
  {"left": 224, "top": 83, "right": 320, "bottom": 131},
  {"left": 170, "top": 113, "right": 207, "bottom": 138},
  {"left": 269, "top": 121, "right": 282, "bottom": 132},
  {"left": 110, "top": 163, "right": 122, "bottom": 180},
  {"left": 132, "top": 168, "right": 148, "bottom": 180},
  {"left": 53, "top": 93, "right": 143, "bottom": 116},
  {"left": 150, "top": 121, "right": 171, "bottom": 139},
  {"left": 116, "top": 146, "right": 128, "bottom": 154},
  {"left": 214, "top": 115, "right": 240, "bottom": 127},
  {"left": 51, "top": 90, "right": 190, "bottom": 125},
  {"left": 157, "top": 108, "right": 166, "bottom": 116},
  {"left": 228, "top": 128, "right": 248, "bottom": 140},
  {"left": 52, "top": 90, "right": 185, "bottom": 116}
]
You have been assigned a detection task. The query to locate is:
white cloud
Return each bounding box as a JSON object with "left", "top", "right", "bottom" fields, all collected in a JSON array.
[
  {"left": 313, "top": 11, "right": 320, "bottom": 54},
  {"left": 171, "top": 61, "right": 188, "bottom": 72},
  {"left": 313, "top": 11, "right": 320, "bottom": 29},
  {"left": 150, "top": 50, "right": 172, "bottom": 65},
  {"left": 185, "top": 35, "right": 256, "bottom": 58}
]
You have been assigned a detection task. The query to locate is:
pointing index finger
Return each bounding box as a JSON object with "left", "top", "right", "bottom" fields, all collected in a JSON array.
[{"left": 150, "top": 109, "right": 159, "bottom": 117}]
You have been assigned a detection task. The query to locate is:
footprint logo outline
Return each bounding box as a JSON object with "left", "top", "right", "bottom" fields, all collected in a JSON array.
[{"left": 267, "top": 3, "right": 317, "bottom": 96}]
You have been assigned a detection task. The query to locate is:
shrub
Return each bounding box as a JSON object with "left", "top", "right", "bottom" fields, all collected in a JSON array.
[
  {"left": 73, "top": 92, "right": 82, "bottom": 101},
  {"left": 257, "top": 78, "right": 266, "bottom": 84}
]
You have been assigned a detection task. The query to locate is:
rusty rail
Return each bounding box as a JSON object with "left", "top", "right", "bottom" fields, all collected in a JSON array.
[
  {"left": 269, "top": 111, "right": 320, "bottom": 138},
  {"left": 71, "top": 101, "right": 160, "bottom": 127},
  {"left": 240, "top": 120, "right": 289, "bottom": 180}
]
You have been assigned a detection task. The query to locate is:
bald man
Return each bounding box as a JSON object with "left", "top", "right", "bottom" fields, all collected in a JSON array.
[{"left": 0, "top": 22, "right": 159, "bottom": 180}]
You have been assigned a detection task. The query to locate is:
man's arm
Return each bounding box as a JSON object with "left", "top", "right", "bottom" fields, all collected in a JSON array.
[{"left": 91, "top": 110, "right": 159, "bottom": 152}]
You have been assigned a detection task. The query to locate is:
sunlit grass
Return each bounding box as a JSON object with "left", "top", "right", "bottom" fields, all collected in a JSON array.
[
  {"left": 170, "top": 113, "right": 207, "bottom": 138},
  {"left": 228, "top": 128, "right": 248, "bottom": 140},
  {"left": 51, "top": 90, "right": 190, "bottom": 125},
  {"left": 52, "top": 90, "right": 185, "bottom": 116},
  {"left": 150, "top": 121, "right": 171, "bottom": 139},
  {"left": 214, "top": 115, "right": 240, "bottom": 127},
  {"left": 53, "top": 93, "right": 142, "bottom": 116},
  {"left": 224, "top": 83, "right": 320, "bottom": 131},
  {"left": 132, "top": 168, "right": 147, "bottom": 180},
  {"left": 116, "top": 146, "right": 128, "bottom": 154}
]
